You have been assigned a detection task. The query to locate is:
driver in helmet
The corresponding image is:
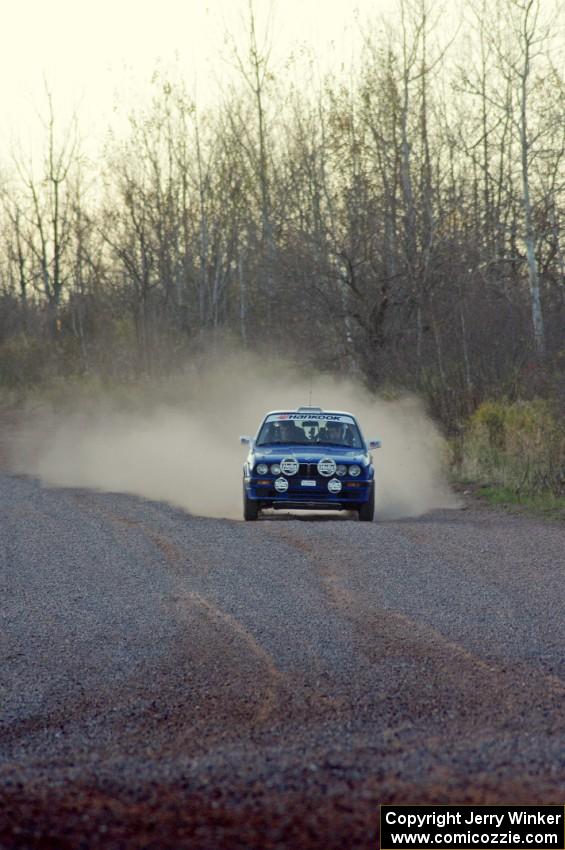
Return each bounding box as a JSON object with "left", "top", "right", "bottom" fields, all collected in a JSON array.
[{"left": 279, "top": 420, "right": 298, "bottom": 443}]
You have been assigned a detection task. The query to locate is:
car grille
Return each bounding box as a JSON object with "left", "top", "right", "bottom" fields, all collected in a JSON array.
[{"left": 298, "top": 462, "right": 319, "bottom": 477}]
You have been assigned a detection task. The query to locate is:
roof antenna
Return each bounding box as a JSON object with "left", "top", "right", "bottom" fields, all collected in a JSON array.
[{"left": 308, "top": 375, "right": 313, "bottom": 407}]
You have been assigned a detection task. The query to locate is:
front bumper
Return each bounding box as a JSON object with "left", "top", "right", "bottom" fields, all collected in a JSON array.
[{"left": 244, "top": 475, "right": 373, "bottom": 508}]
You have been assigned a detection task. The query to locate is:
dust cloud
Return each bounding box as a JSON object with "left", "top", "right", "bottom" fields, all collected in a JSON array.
[{"left": 13, "top": 352, "right": 459, "bottom": 520}]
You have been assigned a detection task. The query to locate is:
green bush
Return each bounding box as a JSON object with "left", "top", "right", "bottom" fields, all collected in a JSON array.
[{"left": 460, "top": 399, "right": 565, "bottom": 496}]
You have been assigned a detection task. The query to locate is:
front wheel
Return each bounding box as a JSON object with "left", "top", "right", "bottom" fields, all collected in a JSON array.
[
  {"left": 243, "top": 490, "right": 259, "bottom": 521},
  {"left": 358, "top": 488, "right": 375, "bottom": 522}
]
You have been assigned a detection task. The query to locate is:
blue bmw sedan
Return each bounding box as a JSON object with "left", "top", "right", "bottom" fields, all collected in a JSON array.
[{"left": 241, "top": 407, "right": 381, "bottom": 521}]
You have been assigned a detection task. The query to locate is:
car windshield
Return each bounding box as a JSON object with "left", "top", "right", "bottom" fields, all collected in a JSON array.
[{"left": 256, "top": 415, "right": 364, "bottom": 449}]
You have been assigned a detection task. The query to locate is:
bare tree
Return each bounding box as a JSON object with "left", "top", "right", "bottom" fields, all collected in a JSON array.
[
  {"left": 13, "top": 88, "right": 80, "bottom": 335},
  {"left": 226, "top": 1, "right": 277, "bottom": 322}
]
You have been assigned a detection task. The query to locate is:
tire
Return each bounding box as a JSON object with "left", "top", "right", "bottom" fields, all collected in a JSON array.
[
  {"left": 358, "top": 487, "right": 375, "bottom": 522},
  {"left": 243, "top": 490, "right": 259, "bottom": 521}
]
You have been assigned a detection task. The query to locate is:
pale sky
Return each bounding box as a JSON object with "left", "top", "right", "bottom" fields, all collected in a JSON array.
[
  {"left": 1, "top": 0, "right": 400, "bottom": 155},
  {"left": 2, "top": 0, "right": 561, "bottom": 159}
]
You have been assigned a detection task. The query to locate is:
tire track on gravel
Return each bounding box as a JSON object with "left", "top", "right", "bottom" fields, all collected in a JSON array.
[
  {"left": 71, "top": 497, "right": 287, "bottom": 729},
  {"left": 262, "top": 522, "right": 565, "bottom": 733},
  {"left": 168, "top": 589, "right": 285, "bottom": 725}
]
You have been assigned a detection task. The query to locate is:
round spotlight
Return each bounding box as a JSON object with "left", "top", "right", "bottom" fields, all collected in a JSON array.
[
  {"left": 317, "top": 457, "right": 337, "bottom": 477},
  {"left": 280, "top": 457, "right": 299, "bottom": 476}
]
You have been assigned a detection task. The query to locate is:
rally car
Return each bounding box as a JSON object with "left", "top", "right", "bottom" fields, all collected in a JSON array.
[{"left": 240, "top": 407, "right": 381, "bottom": 521}]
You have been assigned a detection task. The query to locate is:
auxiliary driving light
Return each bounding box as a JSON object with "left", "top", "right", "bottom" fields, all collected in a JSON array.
[
  {"left": 280, "top": 457, "right": 299, "bottom": 476},
  {"left": 317, "top": 457, "right": 337, "bottom": 477},
  {"left": 274, "top": 477, "right": 289, "bottom": 493},
  {"left": 327, "top": 478, "right": 342, "bottom": 494}
]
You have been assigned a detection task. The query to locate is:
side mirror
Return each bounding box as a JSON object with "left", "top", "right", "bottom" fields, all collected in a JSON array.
[
  {"left": 240, "top": 435, "right": 252, "bottom": 446},
  {"left": 369, "top": 439, "right": 382, "bottom": 450}
]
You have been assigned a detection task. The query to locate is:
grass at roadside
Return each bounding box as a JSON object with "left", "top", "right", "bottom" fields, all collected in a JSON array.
[
  {"left": 452, "top": 479, "right": 565, "bottom": 522},
  {"left": 476, "top": 484, "right": 565, "bottom": 520}
]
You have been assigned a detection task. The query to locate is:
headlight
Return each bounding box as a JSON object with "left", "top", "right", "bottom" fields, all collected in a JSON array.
[
  {"left": 256, "top": 463, "right": 268, "bottom": 475},
  {"left": 270, "top": 463, "right": 281, "bottom": 475},
  {"left": 349, "top": 464, "right": 361, "bottom": 477},
  {"left": 336, "top": 464, "right": 347, "bottom": 477}
]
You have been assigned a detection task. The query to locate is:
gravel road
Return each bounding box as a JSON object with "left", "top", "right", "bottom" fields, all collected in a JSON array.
[{"left": 1, "top": 473, "right": 564, "bottom": 849}]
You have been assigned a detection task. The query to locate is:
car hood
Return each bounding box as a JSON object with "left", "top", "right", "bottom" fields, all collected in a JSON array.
[{"left": 252, "top": 445, "right": 368, "bottom": 465}]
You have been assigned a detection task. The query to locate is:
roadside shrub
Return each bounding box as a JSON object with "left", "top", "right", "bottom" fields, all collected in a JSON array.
[
  {"left": 0, "top": 333, "right": 53, "bottom": 389},
  {"left": 460, "top": 399, "right": 565, "bottom": 496}
]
